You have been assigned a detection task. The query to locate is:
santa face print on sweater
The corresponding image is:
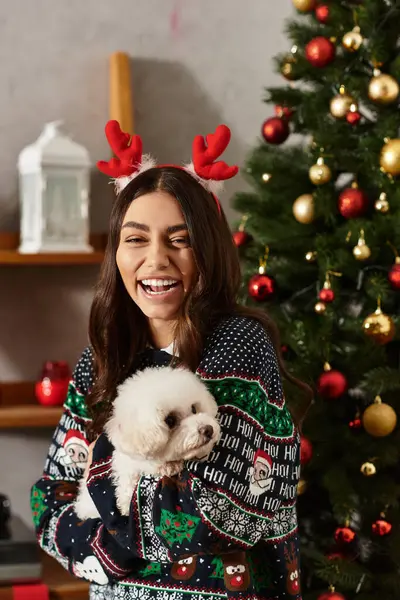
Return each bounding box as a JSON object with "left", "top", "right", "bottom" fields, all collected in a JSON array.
[
  {"left": 58, "top": 430, "right": 89, "bottom": 473},
  {"left": 248, "top": 449, "right": 273, "bottom": 496}
]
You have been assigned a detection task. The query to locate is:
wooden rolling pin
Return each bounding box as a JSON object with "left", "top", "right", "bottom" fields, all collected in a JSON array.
[{"left": 109, "top": 51, "right": 134, "bottom": 134}]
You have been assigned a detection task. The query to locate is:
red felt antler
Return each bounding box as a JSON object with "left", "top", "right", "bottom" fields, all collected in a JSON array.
[
  {"left": 97, "top": 120, "right": 143, "bottom": 178},
  {"left": 192, "top": 124, "right": 238, "bottom": 181}
]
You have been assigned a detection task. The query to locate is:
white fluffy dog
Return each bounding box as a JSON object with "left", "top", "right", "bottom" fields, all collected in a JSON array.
[{"left": 75, "top": 366, "right": 220, "bottom": 519}]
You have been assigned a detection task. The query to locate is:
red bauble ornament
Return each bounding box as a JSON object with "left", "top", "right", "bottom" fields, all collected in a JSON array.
[
  {"left": 372, "top": 518, "right": 392, "bottom": 536},
  {"left": 300, "top": 437, "right": 313, "bottom": 465},
  {"left": 274, "top": 105, "right": 294, "bottom": 120},
  {"left": 335, "top": 526, "right": 356, "bottom": 544},
  {"left": 261, "top": 117, "right": 290, "bottom": 145},
  {"left": 346, "top": 110, "right": 361, "bottom": 125},
  {"left": 305, "top": 36, "right": 336, "bottom": 68},
  {"left": 248, "top": 274, "right": 275, "bottom": 301},
  {"left": 349, "top": 416, "right": 362, "bottom": 430},
  {"left": 233, "top": 230, "right": 251, "bottom": 247},
  {"left": 338, "top": 187, "right": 369, "bottom": 219},
  {"left": 388, "top": 261, "right": 400, "bottom": 290},
  {"left": 318, "top": 592, "right": 346, "bottom": 600},
  {"left": 35, "top": 361, "right": 71, "bottom": 407},
  {"left": 315, "top": 4, "right": 330, "bottom": 24},
  {"left": 318, "top": 367, "right": 347, "bottom": 399},
  {"left": 326, "top": 552, "right": 345, "bottom": 560},
  {"left": 319, "top": 288, "right": 335, "bottom": 303}
]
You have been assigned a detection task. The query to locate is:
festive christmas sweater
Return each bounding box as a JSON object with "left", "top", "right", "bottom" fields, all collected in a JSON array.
[{"left": 31, "top": 315, "right": 302, "bottom": 600}]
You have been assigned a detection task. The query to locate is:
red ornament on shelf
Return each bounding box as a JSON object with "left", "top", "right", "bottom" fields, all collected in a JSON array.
[
  {"left": 335, "top": 525, "right": 356, "bottom": 544},
  {"left": 315, "top": 4, "right": 330, "bottom": 24},
  {"left": 346, "top": 110, "right": 361, "bottom": 125},
  {"left": 388, "top": 259, "right": 400, "bottom": 290},
  {"left": 274, "top": 105, "right": 294, "bottom": 120},
  {"left": 305, "top": 36, "right": 336, "bottom": 68},
  {"left": 372, "top": 518, "right": 392, "bottom": 536},
  {"left": 261, "top": 117, "right": 290, "bottom": 145},
  {"left": 300, "top": 437, "right": 313, "bottom": 466},
  {"left": 248, "top": 274, "right": 275, "bottom": 301},
  {"left": 338, "top": 186, "right": 369, "bottom": 219},
  {"left": 35, "top": 361, "right": 71, "bottom": 407},
  {"left": 318, "top": 364, "right": 347, "bottom": 399}
]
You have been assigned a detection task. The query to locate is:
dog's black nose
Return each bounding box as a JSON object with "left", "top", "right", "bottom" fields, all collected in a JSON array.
[{"left": 201, "top": 425, "right": 214, "bottom": 440}]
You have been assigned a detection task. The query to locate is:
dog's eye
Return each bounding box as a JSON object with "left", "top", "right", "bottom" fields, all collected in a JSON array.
[
  {"left": 165, "top": 414, "right": 177, "bottom": 429},
  {"left": 191, "top": 404, "right": 197, "bottom": 414}
]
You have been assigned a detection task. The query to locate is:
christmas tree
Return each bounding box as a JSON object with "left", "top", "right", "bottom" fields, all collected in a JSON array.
[
  {"left": 232, "top": 1, "right": 400, "bottom": 599},
  {"left": 155, "top": 508, "right": 200, "bottom": 547}
]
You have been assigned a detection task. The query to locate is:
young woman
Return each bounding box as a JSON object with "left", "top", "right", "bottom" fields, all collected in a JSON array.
[{"left": 31, "top": 122, "right": 311, "bottom": 600}]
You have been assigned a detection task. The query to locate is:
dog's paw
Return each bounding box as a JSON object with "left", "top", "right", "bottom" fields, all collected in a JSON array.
[
  {"left": 116, "top": 492, "right": 132, "bottom": 517},
  {"left": 159, "top": 460, "right": 184, "bottom": 478},
  {"left": 74, "top": 488, "right": 100, "bottom": 520}
]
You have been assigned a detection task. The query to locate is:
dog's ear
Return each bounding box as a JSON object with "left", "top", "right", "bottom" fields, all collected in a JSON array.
[{"left": 104, "top": 400, "right": 168, "bottom": 458}]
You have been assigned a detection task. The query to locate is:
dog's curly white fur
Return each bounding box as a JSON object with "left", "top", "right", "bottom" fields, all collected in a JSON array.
[{"left": 75, "top": 366, "right": 220, "bottom": 519}]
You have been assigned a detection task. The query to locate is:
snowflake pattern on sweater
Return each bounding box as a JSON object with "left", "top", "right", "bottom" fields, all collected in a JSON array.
[{"left": 32, "top": 316, "right": 302, "bottom": 600}]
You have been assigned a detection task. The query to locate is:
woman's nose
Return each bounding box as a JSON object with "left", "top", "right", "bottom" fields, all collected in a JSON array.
[{"left": 146, "top": 242, "right": 170, "bottom": 269}]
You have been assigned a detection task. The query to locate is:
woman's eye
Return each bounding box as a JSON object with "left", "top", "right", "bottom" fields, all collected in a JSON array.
[
  {"left": 191, "top": 405, "right": 197, "bottom": 414},
  {"left": 165, "top": 414, "right": 177, "bottom": 429},
  {"left": 126, "top": 237, "right": 145, "bottom": 244},
  {"left": 170, "top": 237, "right": 190, "bottom": 247}
]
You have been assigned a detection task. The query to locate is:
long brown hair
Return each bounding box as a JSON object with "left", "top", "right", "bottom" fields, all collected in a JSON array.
[{"left": 87, "top": 167, "right": 312, "bottom": 437}]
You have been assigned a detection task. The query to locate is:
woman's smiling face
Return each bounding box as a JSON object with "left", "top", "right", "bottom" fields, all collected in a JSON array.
[{"left": 116, "top": 190, "right": 198, "bottom": 325}]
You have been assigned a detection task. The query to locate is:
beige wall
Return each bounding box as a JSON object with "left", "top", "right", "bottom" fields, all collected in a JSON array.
[{"left": 0, "top": 0, "right": 293, "bottom": 525}]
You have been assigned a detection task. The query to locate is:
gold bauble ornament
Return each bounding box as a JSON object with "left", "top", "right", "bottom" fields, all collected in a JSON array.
[
  {"left": 352, "top": 230, "right": 371, "bottom": 261},
  {"left": 380, "top": 138, "right": 400, "bottom": 176},
  {"left": 342, "top": 26, "right": 363, "bottom": 52},
  {"left": 281, "top": 51, "right": 298, "bottom": 81},
  {"left": 298, "top": 479, "right": 308, "bottom": 495},
  {"left": 362, "top": 396, "right": 397, "bottom": 437},
  {"left": 309, "top": 157, "right": 332, "bottom": 185},
  {"left": 368, "top": 72, "right": 399, "bottom": 105},
  {"left": 305, "top": 250, "right": 317, "bottom": 262},
  {"left": 361, "top": 462, "right": 376, "bottom": 477},
  {"left": 293, "top": 194, "right": 314, "bottom": 224},
  {"left": 315, "top": 301, "right": 327, "bottom": 314},
  {"left": 362, "top": 302, "right": 396, "bottom": 345},
  {"left": 282, "top": 61, "right": 295, "bottom": 80},
  {"left": 374, "top": 191, "right": 390, "bottom": 213},
  {"left": 330, "top": 87, "right": 355, "bottom": 119},
  {"left": 292, "top": 0, "right": 316, "bottom": 10}
]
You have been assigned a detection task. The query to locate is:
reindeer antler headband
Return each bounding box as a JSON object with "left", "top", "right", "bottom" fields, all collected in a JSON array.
[{"left": 97, "top": 120, "right": 239, "bottom": 213}]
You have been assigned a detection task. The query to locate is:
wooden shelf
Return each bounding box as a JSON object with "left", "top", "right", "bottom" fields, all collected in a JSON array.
[
  {"left": 0, "top": 551, "right": 89, "bottom": 599},
  {"left": 0, "top": 382, "right": 63, "bottom": 429},
  {"left": 0, "top": 250, "right": 105, "bottom": 266},
  {"left": 0, "top": 232, "right": 106, "bottom": 266},
  {"left": 0, "top": 404, "right": 63, "bottom": 429}
]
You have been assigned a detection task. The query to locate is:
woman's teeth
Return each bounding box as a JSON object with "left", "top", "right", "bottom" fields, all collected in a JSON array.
[{"left": 140, "top": 279, "right": 179, "bottom": 295}]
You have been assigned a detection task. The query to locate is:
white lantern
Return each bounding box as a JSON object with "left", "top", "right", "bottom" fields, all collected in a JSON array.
[{"left": 18, "top": 121, "right": 93, "bottom": 253}]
